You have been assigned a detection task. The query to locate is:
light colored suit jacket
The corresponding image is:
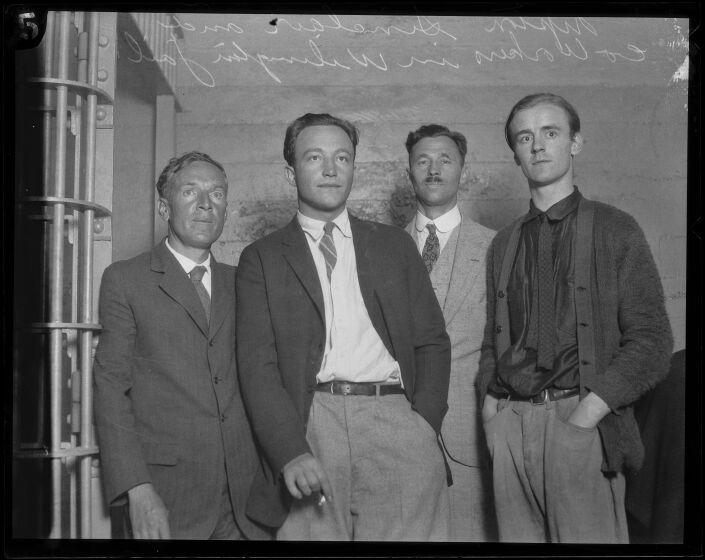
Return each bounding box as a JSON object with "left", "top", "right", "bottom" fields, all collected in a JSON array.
[
  {"left": 407, "top": 213, "right": 495, "bottom": 540},
  {"left": 93, "top": 240, "right": 269, "bottom": 539}
]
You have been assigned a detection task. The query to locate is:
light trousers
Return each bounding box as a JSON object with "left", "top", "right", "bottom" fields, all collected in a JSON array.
[
  {"left": 277, "top": 391, "right": 450, "bottom": 541},
  {"left": 483, "top": 394, "right": 628, "bottom": 543}
]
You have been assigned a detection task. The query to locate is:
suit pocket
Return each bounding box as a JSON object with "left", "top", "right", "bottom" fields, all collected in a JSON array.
[{"left": 141, "top": 441, "right": 179, "bottom": 466}]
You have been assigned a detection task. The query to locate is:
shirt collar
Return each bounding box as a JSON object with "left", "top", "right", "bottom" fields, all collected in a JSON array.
[
  {"left": 165, "top": 238, "right": 211, "bottom": 274},
  {"left": 414, "top": 205, "right": 462, "bottom": 233},
  {"left": 525, "top": 186, "right": 582, "bottom": 223},
  {"left": 297, "top": 209, "right": 352, "bottom": 242}
]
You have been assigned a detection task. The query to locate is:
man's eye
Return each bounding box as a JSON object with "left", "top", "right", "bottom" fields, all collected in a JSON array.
[
  {"left": 210, "top": 191, "right": 225, "bottom": 200},
  {"left": 416, "top": 160, "right": 429, "bottom": 167},
  {"left": 337, "top": 155, "right": 349, "bottom": 163},
  {"left": 309, "top": 154, "right": 320, "bottom": 161},
  {"left": 182, "top": 189, "right": 195, "bottom": 197},
  {"left": 547, "top": 130, "right": 557, "bottom": 138},
  {"left": 442, "top": 158, "right": 451, "bottom": 164}
]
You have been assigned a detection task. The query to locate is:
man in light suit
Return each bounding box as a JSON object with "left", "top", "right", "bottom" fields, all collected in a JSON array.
[
  {"left": 236, "top": 113, "right": 451, "bottom": 540},
  {"left": 94, "top": 152, "right": 270, "bottom": 539},
  {"left": 404, "top": 124, "right": 496, "bottom": 541}
]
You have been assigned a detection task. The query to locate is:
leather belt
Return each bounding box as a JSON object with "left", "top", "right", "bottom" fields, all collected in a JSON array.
[
  {"left": 315, "top": 380, "right": 405, "bottom": 397},
  {"left": 510, "top": 387, "right": 579, "bottom": 405}
]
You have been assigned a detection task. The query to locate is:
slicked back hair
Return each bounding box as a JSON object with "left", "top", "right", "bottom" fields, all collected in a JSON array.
[
  {"left": 156, "top": 151, "right": 227, "bottom": 199},
  {"left": 405, "top": 124, "right": 467, "bottom": 162},
  {"left": 504, "top": 93, "right": 581, "bottom": 149},
  {"left": 283, "top": 113, "right": 359, "bottom": 167}
]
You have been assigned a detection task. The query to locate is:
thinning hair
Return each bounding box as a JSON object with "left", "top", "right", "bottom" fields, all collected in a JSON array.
[
  {"left": 283, "top": 113, "right": 359, "bottom": 167},
  {"left": 405, "top": 124, "right": 467, "bottom": 161},
  {"left": 504, "top": 93, "right": 581, "bottom": 149},
  {"left": 156, "top": 151, "right": 226, "bottom": 198}
]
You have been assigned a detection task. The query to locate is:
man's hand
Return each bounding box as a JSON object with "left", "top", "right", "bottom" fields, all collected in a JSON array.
[
  {"left": 282, "top": 452, "right": 333, "bottom": 502},
  {"left": 482, "top": 394, "right": 500, "bottom": 423},
  {"left": 127, "top": 482, "right": 171, "bottom": 539},
  {"left": 566, "top": 391, "right": 610, "bottom": 429}
]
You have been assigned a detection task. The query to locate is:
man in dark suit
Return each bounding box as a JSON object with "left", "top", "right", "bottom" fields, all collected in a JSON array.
[
  {"left": 94, "top": 152, "right": 270, "bottom": 539},
  {"left": 236, "top": 113, "right": 452, "bottom": 540}
]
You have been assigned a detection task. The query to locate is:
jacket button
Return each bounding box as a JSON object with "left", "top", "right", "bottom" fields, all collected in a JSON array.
[
  {"left": 579, "top": 322, "right": 588, "bottom": 327},
  {"left": 495, "top": 325, "right": 502, "bottom": 333},
  {"left": 214, "top": 376, "right": 219, "bottom": 384},
  {"left": 220, "top": 414, "right": 226, "bottom": 422},
  {"left": 497, "top": 290, "right": 505, "bottom": 298},
  {"left": 209, "top": 340, "right": 215, "bottom": 347},
  {"left": 580, "top": 360, "right": 590, "bottom": 365},
  {"left": 577, "top": 286, "right": 586, "bottom": 292}
]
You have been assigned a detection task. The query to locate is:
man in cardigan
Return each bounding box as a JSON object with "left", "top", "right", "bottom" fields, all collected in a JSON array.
[
  {"left": 404, "top": 124, "right": 496, "bottom": 541},
  {"left": 477, "top": 93, "right": 672, "bottom": 543},
  {"left": 236, "top": 113, "right": 451, "bottom": 540}
]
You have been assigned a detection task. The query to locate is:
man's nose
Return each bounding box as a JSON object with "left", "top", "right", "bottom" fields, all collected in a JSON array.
[
  {"left": 531, "top": 138, "right": 545, "bottom": 153},
  {"left": 428, "top": 160, "right": 440, "bottom": 175},
  {"left": 322, "top": 158, "right": 337, "bottom": 177},
  {"left": 197, "top": 191, "right": 212, "bottom": 209}
]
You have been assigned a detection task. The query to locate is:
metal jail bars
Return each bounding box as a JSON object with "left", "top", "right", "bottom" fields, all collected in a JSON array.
[{"left": 13, "top": 11, "right": 114, "bottom": 539}]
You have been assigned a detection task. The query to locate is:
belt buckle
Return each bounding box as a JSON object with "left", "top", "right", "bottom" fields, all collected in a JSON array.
[{"left": 531, "top": 389, "right": 548, "bottom": 405}]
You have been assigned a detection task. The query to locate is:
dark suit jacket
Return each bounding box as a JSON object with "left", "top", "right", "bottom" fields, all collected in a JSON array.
[
  {"left": 93, "top": 240, "right": 269, "bottom": 539},
  {"left": 236, "top": 215, "right": 451, "bottom": 527}
]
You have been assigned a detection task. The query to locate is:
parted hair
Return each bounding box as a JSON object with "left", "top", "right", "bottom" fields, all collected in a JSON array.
[
  {"left": 283, "top": 113, "right": 359, "bottom": 167},
  {"left": 156, "top": 151, "right": 227, "bottom": 198},
  {"left": 504, "top": 93, "right": 581, "bottom": 149},
  {"left": 405, "top": 124, "right": 467, "bottom": 161}
]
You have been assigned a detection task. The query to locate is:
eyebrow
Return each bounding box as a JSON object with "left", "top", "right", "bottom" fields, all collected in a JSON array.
[
  {"left": 413, "top": 151, "right": 456, "bottom": 159},
  {"left": 301, "top": 148, "right": 352, "bottom": 157}
]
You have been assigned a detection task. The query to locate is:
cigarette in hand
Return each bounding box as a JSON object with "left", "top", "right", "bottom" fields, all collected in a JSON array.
[{"left": 317, "top": 492, "right": 327, "bottom": 507}]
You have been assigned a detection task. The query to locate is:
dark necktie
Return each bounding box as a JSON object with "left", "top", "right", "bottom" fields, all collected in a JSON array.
[
  {"left": 536, "top": 214, "right": 555, "bottom": 370},
  {"left": 422, "top": 223, "right": 440, "bottom": 273},
  {"left": 319, "top": 222, "right": 337, "bottom": 281},
  {"left": 189, "top": 265, "right": 210, "bottom": 322}
]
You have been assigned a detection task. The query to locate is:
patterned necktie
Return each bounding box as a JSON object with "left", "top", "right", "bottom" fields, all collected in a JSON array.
[
  {"left": 189, "top": 265, "right": 210, "bottom": 322},
  {"left": 319, "top": 222, "right": 337, "bottom": 281},
  {"left": 536, "top": 214, "right": 555, "bottom": 370},
  {"left": 422, "top": 223, "right": 440, "bottom": 273}
]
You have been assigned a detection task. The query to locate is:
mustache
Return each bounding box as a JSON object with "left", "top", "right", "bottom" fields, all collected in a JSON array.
[{"left": 424, "top": 176, "right": 443, "bottom": 184}]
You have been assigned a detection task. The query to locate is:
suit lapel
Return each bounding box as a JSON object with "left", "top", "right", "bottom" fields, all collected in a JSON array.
[
  {"left": 281, "top": 218, "right": 325, "bottom": 322},
  {"left": 152, "top": 241, "right": 209, "bottom": 337},
  {"left": 442, "top": 219, "right": 486, "bottom": 327},
  {"left": 209, "top": 258, "right": 233, "bottom": 339}
]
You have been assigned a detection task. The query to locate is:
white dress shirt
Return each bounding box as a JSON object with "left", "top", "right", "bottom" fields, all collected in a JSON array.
[
  {"left": 297, "top": 210, "right": 401, "bottom": 385},
  {"left": 412, "top": 205, "right": 462, "bottom": 255},
  {"left": 165, "top": 238, "right": 212, "bottom": 296}
]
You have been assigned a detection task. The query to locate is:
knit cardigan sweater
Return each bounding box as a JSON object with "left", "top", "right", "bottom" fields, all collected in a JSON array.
[{"left": 477, "top": 196, "right": 673, "bottom": 474}]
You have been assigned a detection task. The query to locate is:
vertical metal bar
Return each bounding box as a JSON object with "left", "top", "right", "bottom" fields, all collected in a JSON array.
[
  {"left": 48, "top": 10, "right": 71, "bottom": 539},
  {"left": 79, "top": 11, "right": 100, "bottom": 539}
]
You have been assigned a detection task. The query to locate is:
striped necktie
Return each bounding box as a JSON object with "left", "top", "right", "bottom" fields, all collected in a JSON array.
[{"left": 319, "top": 222, "right": 337, "bottom": 281}]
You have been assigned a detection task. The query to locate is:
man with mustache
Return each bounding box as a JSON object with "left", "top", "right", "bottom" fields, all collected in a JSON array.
[
  {"left": 236, "top": 113, "right": 451, "bottom": 540},
  {"left": 477, "top": 93, "right": 672, "bottom": 542},
  {"left": 94, "top": 152, "right": 270, "bottom": 539},
  {"left": 404, "top": 124, "right": 496, "bottom": 541}
]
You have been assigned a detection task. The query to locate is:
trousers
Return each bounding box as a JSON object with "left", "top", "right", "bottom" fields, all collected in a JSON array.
[
  {"left": 277, "top": 391, "right": 450, "bottom": 541},
  {"left": 483, "top": 394, "right": 628, "bottom": 543}
]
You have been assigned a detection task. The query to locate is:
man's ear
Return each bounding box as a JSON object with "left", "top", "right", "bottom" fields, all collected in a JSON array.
[
  {"left": 513, "top": 152, "right": 521, "bottom": 166},
  {"left": 158, "top": 197, "right": 170, "bottom": 222},
  {"left": 571, "top": 132, "right": 584, "bottom": 156},
  {"left": 460, "top": 162, "right": 469, "bottom": 182},
  {"left": 285, "top": 165, "right": 296, "bottom": 188}
]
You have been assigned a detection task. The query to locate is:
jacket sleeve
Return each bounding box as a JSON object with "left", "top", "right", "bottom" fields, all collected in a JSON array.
[
  {"left": 93, "top": 264, "right": 151, "bottom": 505},
  {"left": 404, "top": 233, "right": 451, "bottom": 433},
  {"left": 476, "top": 237, "right": 498, "bottom": 403},
  {"left": 235, "top": 244, "right": 312, "bottom": 474},
  {"left": 586, "top": 216, "right": 674, "bottom": 411}
]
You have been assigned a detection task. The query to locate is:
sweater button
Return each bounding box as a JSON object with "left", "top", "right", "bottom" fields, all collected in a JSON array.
[
  {"left": 577, "top": 286, "right": 586, "bottom": 292},
  {"left": 495, "top": 325, "right": 502, "bottom": 333},
  {"left": 580, "top": 360, "right": 590, "bottom": 365},
  {"left": 497, "top": 290, "right": 505, "bottom": 298},
  {"left": 579, "top": 322, "right": 588, "bottom": 327}
]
